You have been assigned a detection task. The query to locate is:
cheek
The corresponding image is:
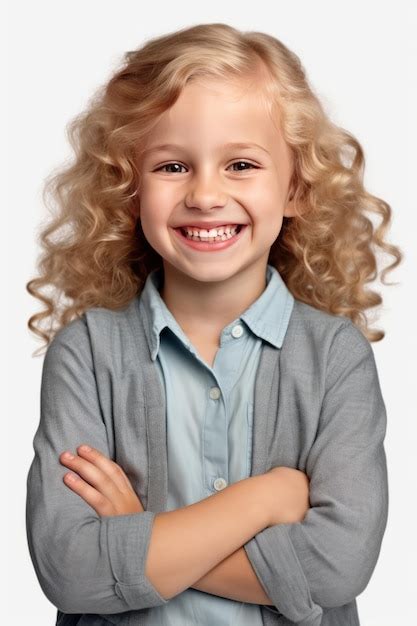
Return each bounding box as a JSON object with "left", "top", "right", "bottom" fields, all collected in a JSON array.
[
  {"left": 244, "top": 181, "right": 284, "bottom": 220},
  {"left": 252, "top": 208, "right": 284, "bottom": 248},
  {"left": 138, "top": 214, "right": 169, "bottom": 261},
  {"left": 255, "top": 202, "right": 283, "bottom": 230},
  {"left": 139, "top": 184, "right": 171, "bottom": 227},
  {"left": 139, "top": 184, "right": 179, "bottom": 226},
  {"left": 139, "top": 209, "right": 164, "bottom": 243},
  {"left": 141, "top": 177, "right": 179, "bottom": 206},
  {"left": 138, "top": 201, "right": 174, "bottom": 259}
]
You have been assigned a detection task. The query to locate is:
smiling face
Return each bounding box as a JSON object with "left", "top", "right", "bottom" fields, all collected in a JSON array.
[{"left": 137, "top": 75, "right": 296, "bottom": 287}]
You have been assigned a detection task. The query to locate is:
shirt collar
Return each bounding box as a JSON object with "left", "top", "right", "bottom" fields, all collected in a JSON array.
[{"left": 138, "top": 263, "right": 294, "bottom": 361}]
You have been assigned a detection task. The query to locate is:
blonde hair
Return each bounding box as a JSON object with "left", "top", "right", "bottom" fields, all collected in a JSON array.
[{"left": 26, "top": 22, "right": 403, "bottom": 355}]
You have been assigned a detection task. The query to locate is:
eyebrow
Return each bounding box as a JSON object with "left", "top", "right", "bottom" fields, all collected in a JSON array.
[{"left": 143, "top": 142, "right": 270, "bottom": 155}]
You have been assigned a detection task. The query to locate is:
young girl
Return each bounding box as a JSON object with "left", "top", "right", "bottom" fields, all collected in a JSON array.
[{"left": 25, "top": 23, "right": 401, "bottom": 626}]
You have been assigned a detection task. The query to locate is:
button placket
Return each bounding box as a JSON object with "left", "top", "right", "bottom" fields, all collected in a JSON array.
[
  {"left": 205, "top": 382, "right": 229, "bottom": 493},
  {"left": 204, "top": 325, "right": 245, "bottom": 496}
]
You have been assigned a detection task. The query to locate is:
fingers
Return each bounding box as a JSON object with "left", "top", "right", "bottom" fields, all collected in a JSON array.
[
  {"left": 61, "top": 468, "right": 113, "bottom": 516},
  {"left": 59, "top": 445, "right": 129, "bottom": 506},
  {"left": 78, "top": 445, "right": 133, "bottom": 492},
  {"left": 59, "top": 444, "right": 144, "bottom": 517}
]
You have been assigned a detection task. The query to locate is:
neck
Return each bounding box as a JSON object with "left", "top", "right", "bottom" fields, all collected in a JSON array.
[{"left": 158, "top": 257, "right": 269, "bottom": 342}]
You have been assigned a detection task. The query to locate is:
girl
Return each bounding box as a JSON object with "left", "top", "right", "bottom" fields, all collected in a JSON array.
[{"left": 26, "top": 23, "right": 401, "bottom": 626}]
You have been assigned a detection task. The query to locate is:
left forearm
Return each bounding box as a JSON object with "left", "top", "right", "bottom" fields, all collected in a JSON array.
[{"left": 191, "top": 545, "right": 275, "bottom": 607}]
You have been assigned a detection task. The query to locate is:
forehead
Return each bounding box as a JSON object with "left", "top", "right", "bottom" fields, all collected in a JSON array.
[{"left": 145, "top": 77, "right": 280, "bottom": 148}]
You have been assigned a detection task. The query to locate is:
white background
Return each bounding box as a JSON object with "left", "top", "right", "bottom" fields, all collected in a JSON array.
[{"left": 5, "top": 1, "right": 416, "bottom": 624}]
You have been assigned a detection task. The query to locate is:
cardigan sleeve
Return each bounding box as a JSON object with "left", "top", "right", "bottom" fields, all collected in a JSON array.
[
  {"left": 243, "top": 321, "right": 389, "bottom": 625},
  {"left": 25, "top": 316, "right": 169, "bottom": 615}
]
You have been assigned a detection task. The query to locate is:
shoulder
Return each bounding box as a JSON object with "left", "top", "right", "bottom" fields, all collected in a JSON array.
[
  {"left": 47, "top": 314, "right": 90, "bottom": 356},
  {"left": 285, "top": 298, "right": 372, "bottom": 362},
  {"left": 46, "top": 296, "right": 140, "bottom": 368},
  {"left": 284, "top": 301, "right": 379, "bottom": 414}
]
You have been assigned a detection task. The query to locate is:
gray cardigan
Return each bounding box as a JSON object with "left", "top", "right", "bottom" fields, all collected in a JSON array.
[{"left": 25, "top": 294, "right": 389, "bottom": 626}]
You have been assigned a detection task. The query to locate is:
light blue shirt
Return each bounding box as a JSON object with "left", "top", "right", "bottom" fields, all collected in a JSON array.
[{"left": 139, "top": 263, "right": 294, "bottom": 625}]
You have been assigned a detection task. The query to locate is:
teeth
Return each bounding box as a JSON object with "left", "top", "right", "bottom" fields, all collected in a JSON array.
[{"left": 182, "top": 224, "right": 239, "bottom": 241}]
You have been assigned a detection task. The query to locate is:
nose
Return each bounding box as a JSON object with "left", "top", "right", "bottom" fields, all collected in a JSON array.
[{"left": 185, "top": 170, "right": 228, "bottom": 211}]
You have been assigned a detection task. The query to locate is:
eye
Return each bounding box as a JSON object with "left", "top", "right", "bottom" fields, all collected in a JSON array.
[
  {"left": 154, "top": 162, "right": 187, "bottom": 174},
  {"left": 228, "top": 161, "right": 258, "bottom": 172}
]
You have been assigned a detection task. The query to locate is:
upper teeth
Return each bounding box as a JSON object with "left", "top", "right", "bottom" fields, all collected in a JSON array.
[{"left": 182, "top": 224, "right": 239, "bottom": 237}]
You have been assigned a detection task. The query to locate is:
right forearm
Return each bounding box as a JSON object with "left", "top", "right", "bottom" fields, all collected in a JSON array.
[{"left": 145, "top": 475, "right": 270, "bottom": 600}]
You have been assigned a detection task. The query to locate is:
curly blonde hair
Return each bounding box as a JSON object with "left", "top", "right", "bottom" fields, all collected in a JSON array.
[{"left": 26, "top": 22, "right": 403, "bottom": 355}]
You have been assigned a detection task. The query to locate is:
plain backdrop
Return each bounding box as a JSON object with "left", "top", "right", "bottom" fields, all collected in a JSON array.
[{"left": 4, "top": 1, "right": 416, "bottom": 624}]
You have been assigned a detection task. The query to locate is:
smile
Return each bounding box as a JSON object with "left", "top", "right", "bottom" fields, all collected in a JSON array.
[{"left": 173, "top": 224, "right": 247, "bottom": 252}]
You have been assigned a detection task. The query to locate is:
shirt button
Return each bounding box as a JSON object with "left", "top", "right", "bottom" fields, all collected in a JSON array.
[
  {"left": 209, "top": 386, "right": 221, "bottom": 400},
  {"left": 231, "top": 324, "right": 243, "bottom": 338},
  {"left": 213, "top": 477, "right": 228, "bottom": 491}
]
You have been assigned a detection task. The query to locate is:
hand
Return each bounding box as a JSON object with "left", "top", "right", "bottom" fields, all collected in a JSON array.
[
  {"left": 265, "top": 466, "right": 310, "bottom": 526},
  {"left": 59, "top": 444, "right": 145, "bottom": 517}
]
